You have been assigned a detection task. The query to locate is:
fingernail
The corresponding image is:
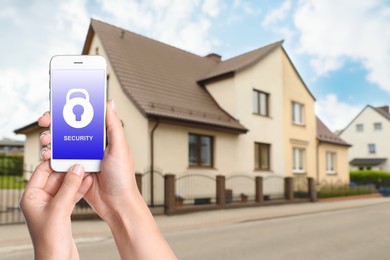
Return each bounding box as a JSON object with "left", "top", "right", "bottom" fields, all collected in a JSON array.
[
  {"left": 72, "top": 164, "right": 83, "bottom": 176},
  {"left": 111, "top": 99, "right": 116, "bottom": 113},
  {"left": 39, "top": 131, "right": 47, "bottom": 140},
  {"left": 40, "top": 147, "right": 48, "bottom": 160}
]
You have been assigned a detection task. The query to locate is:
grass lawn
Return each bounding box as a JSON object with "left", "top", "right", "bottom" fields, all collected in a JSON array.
[{"left": 0, "top": 176, "right": 27, "bottom": 189}]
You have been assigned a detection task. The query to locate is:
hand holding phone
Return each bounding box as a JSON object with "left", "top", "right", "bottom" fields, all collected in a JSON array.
[{"left": 50, "top": 55, "right": 107, "bottom": 172}]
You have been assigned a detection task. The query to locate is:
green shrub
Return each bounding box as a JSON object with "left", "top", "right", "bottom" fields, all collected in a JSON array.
[
  {"left": 0, "top": 154, "right": 24, "bottom": 176},
  {"left": 318, "top": 185, "right": 377, "bottom": 198},
  {"left": 0, "top": 175, "right": 27, "bottom": 189},
  {"left": 350, "top": 170, "right": 390, "bottom": 187}
]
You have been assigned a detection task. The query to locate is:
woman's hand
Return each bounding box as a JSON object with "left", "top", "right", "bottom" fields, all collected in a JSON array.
[{"left": 20, "top": 162, "right": 92, "bottom": 260}]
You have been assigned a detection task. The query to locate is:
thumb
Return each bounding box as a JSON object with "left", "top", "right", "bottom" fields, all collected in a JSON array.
[
  {"left": 106, "top": 100, "right": 128, "bottom": 154},
  {"left": 52, "top": 164, "right": 85, "bottom": 210}
]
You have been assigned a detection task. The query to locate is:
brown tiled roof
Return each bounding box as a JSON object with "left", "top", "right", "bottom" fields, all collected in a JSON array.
[
  {"left": 83, "top": 19, "right": 249, "bottom": 133},
  {"left": 199, "top": 41, "right": 284, "bottom": 82},
  {"left": 316, "top": 117, "right": 351, "bottom": 146}
]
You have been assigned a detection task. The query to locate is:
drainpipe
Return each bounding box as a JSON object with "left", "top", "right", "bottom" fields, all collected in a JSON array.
[
  {"left": 316, "top": 140, "right": 320, "bottom": 185},
  {"left": 150, "top": 119, "right": 160, "bottom": 207}
]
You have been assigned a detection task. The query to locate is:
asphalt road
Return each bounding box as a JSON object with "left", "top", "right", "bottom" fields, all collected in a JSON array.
[{"left": 3, "top": 202, "right": 390, "bottom": 259}]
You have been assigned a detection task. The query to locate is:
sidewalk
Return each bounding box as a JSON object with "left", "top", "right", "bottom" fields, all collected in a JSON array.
[{"left": 1, "top": 197, "right": 390, "bottom": 254}]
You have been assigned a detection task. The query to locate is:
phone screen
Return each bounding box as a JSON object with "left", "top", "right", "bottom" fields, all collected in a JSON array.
[{"left": 51, "top": 69, "right": 105, "bottom": 160}]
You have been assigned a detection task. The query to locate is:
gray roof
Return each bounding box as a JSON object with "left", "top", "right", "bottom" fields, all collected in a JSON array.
[
  {"left": 350, "top": 158, "right": 387, "bottom": 167},
  {"left": 0, "top": 138, "right": 24, "bottom": 147}
]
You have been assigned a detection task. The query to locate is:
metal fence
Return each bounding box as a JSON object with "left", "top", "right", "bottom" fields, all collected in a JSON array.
[
  {"left": 0, "top": 166, "right": 96, "bottom": 225},
  {"left": 0, "top": 167, "right": 26, "bottom": 225},
  {"left": 175, "top": 172, "right": 216, "bottom": 206}
]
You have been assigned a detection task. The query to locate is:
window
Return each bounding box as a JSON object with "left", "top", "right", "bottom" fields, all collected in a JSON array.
[
  {"left": 293, "top": 147, "right": 305, "bottom": 173},
  {"left": 326, "top": 152, "right": 336, "bottom": 174},
  {"left": 374, "top": 122, "right": 382, "bottom": 131},
  {"left": 356, "top": 124, "right": 363, "bottom": 132},
  {"left": 189, "top": 134, "right": 213, "bottom": 167},
  {"left": 254, "top": 143, "right": 270, "bottom": 170},
  {"left": 368, "top": 143, "right": 376, "bottom": 154},
  {"left": 292, "top": 102, "right": 304, "bottom": 125},
  {"left": 253, "top": 90, "right": 269, "bottom": 116}
]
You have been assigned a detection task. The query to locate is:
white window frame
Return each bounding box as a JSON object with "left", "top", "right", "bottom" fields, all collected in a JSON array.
[
  {"left": 293, "top": 147, "right": 305, "bottom": 174},
  {"left": 368, "top": 143, "right": 376, "bottom": 154},
  {"left": 253, "top": 89, "right": 269, "bottom": 116},
  {"left": 356, "top": 124, "right": 363, "bottom": 132},
  {"left": 292, "top": 102, "right": 304, "bottom": 125},
  {"left": 374, "top": 122, "right": 382, "bottom": 131},
  {"left": 326, "top": 152, "right": 336, "bottom": 174}
]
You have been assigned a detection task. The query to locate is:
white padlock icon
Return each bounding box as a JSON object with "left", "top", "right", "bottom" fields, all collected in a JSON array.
[{"left": 63, "top": 88, "right": 94, "bottom": 128}]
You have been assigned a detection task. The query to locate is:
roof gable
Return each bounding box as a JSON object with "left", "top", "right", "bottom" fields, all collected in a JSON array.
[
  {"left": 84, "top": 19, "right": 247, "bottom": 133},
  {"left": 198, "top": 40, "right": 283, "bottom": 83},
  {"left": 339, "top": 105, "right": 390, "bottom": 135}
]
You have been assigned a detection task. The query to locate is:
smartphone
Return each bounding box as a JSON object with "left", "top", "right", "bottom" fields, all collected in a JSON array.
[{"left": 49, "top": 55, "right": 107, "bottom": 172}]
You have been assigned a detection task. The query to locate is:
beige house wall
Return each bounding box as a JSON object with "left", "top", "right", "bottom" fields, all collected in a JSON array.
[
  {"left": 23, "top": 131, "right": 42, "bottom": 179},
  {"left": 282, "top": 51, "right": 317, "bottom": 178},
  {"left": 89, "top": 35, "right": 150, "bottom": 174},
  {"left": 317, "top": 142, "right": 350, "bottom": 184},
  {"left": 206, "top": 48, "right": 285, "bottom": 177}
]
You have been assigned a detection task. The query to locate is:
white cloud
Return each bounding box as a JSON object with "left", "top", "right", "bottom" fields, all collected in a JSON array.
[
  {"left": 262, "top": 0, "right": 291, "bottom": 27},
  {"left": 98, "top": 0, "right": 221, "bottom": 55},
  {"left": 315, "top": 94, "right": 362, "bottom": 131},
  {"left": 294, "top": 0, "right": 390, "bottom": 92},
  {"left": 0, "top": 0, "right": 90, "bottom": 140},
  {"left": 261, "top": 0, "right": 294, "bottom": 42},
  {"left": 202, "top": 0, "right": 222, "bottom": 17}
]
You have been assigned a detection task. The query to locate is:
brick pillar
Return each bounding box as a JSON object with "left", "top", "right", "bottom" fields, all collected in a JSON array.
[
  {"left": 284, "top": 177, "right": 294, "bottom": 201},
  {"left": 255, "top": 176, "right": 264, "bottom": 203},
  {"left": 164, "top": 174, "right": 175, "bottom": 215},
  {"left": 216, "top": 175, "right": 226, "bottom": 207},
  {"left": 308, "top": 177, "right": 317, "bottom": 202},
  {"left": 135, "top": 173, "right": 142, "bottom": 194}
]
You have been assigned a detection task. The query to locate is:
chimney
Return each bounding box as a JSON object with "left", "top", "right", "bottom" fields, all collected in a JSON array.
[
  {"left": 205, "top": 53, "right": 221, "bottom": 63},
  {"left": 377, "top": 105, "right": 389, "bottom": 114}
]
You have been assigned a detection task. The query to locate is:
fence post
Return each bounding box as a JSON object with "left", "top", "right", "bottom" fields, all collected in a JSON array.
[
  {"left": 135, "top": 173, "right": 142, "bottom": 194},
  {"left": 255, "top": 176, "right": 264, "bottom": 203},
  {"left": 284, "top": 177, "right": 294, "bottom": 201},
  {"left": 308, "top": 177, "right": 317, "bottom": 202},
  {"left": 164, "top": 174, "right": 175, "bottom": 215},
  {"left": 216, "top": 175, "right": 226, "bottom": 208}
]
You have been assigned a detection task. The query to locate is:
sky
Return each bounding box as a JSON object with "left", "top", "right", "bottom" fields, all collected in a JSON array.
[{"left": 1, "top": 0, "right": 389, "bottom": 140}]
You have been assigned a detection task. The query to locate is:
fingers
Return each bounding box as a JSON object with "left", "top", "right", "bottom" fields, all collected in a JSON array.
[
  {"left": 52, "top": 164, "right": 86, "bottom": 208},
  {"left": 40, "top": 131, "right": 51, "bottom": 146},
  {"left": 39, "top": 115, "right": 51, "bottom": 160},
  {"left": 74, "top": 174, "right": 93, "bottom": 203},
  {"left": 40, "top": 147, "right": 51, "bottom": 160},
  {"left": 26, "top": 160, "right": 54, "bottom": 189},
  {"left": 38, "top": 111, "right": 51, "bottom": 128}
]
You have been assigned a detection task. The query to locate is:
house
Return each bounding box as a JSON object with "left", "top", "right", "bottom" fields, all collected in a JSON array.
[
  {"left": 0, "top": 138, "right": 24, "bottom": 155},
  {"left": 316, "top": 117, "right": 351, "bottom": 184},
  {"left": 15, "top": 19, "right": 350, "bottom": 202},
  {"left": 339, "top": 105, "right": 390, "bottom": 171}
]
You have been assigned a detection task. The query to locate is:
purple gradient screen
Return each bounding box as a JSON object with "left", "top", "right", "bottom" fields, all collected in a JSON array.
[{"left": 52, "top": 69, "right": 105, "bottom": 159}]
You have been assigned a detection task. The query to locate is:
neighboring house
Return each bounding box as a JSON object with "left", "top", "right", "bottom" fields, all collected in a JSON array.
[
  {"left": 339, "top": 105, "right": 390, "bottom": 171},
  {"left": 14, "top": 122, "right": 48, "bottom": 173},
  {"left": 316, "top": 117, "right": 351, "bottom": 184},
  {"left": 0, "top": 138, "right": 24, "bottom": 155},
  {"left": 15, "top": 19, "right": 349, "bottom": 199}
]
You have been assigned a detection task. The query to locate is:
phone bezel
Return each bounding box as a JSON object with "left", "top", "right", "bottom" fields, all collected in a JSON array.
[{"left": 49, "top": 55, "right": 107, "bottom": 172}]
